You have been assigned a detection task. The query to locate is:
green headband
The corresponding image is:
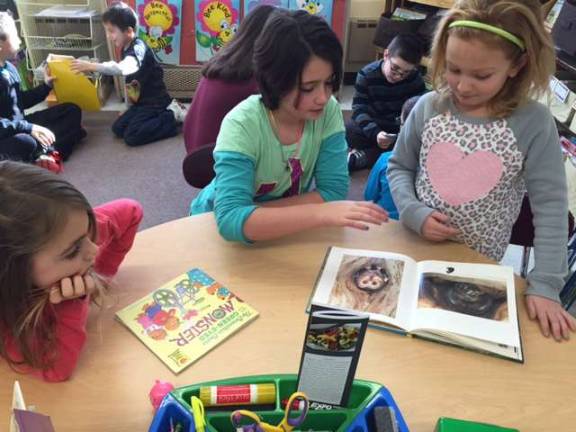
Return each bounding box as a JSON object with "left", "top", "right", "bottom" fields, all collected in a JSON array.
[{"left": 448, "top": 20, "right": 525, "bottom": 51}]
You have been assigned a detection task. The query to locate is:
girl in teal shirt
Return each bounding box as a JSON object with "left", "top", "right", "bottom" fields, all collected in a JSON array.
[{"left": 191, "top": 9, "right": 388, "bottom": 242}]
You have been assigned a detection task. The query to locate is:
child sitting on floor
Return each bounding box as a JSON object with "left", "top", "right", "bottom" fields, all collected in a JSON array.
[
  {"left": 71, "top": 1, "right": 185, "bottom": 147},
  {"left": 346, "top": 34, "right": 426, "bottom": 171},
  {"left": 0, "top": 12, "right": 85, "bottom": 172}
]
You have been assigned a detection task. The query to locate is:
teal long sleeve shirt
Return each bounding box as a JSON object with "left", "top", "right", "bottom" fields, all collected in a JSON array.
[{"left": 190, "top": 131, "right": 349, "bottom": 243}]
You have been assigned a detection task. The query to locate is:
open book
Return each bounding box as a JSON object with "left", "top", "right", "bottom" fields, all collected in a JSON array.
[{"left": 310, "top": 247, "right": 523, "bottom": 362}]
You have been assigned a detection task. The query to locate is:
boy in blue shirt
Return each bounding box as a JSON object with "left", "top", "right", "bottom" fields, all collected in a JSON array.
[
  {"left": 72, "top": 2, "right": 185, "bottom": 146},
  {"left": 0, "top": 12, "right": 84, "bottom": 171},
  {"left": 347, "top": 34, "right": 425, "bottom": 171}
]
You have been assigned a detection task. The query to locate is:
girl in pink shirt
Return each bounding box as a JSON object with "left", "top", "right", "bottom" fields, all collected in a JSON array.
[{"left": 0, "top": 161, "right": 143, "bottom": 381}]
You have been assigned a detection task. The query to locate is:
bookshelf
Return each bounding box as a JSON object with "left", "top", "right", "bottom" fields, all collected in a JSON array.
[{"left": 15, "top": 0, "right": 111, "bottom": 78}]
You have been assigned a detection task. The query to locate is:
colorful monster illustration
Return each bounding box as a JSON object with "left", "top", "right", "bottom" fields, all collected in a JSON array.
[
  {"left": 154, "top": 288, "right": 186, "bottom": 314},
  {"left": 147, "top": 325, "right": 167, "bottom": 340},
  {"left": 196, "top": 0, "right": 239, "bottom": 55},
  {"left": 137, "top": 301, "right": 181, "bottom": 339},
  {"left": 207, "top": 282, "right": 239, "bottom": 301},
  {"left": 174, "top": 278, "right": 200, "bottom": 305}
]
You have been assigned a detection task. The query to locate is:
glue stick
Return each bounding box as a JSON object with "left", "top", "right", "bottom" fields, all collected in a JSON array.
[{"left": 199, "top": 383, "right": 276, "bottom": 407}]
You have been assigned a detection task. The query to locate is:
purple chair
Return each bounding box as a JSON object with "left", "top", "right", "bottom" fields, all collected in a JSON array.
[
  {"left": 509, "top": 195, "right": 575, "bottom": 279},
  {"left": 182, "top": 143, "right": 216, "bottom": 189}
]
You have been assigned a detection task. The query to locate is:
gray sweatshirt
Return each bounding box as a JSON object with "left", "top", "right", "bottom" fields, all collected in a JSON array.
[{"left": 388, "top": 91, "right": 568, "bottom": 302}]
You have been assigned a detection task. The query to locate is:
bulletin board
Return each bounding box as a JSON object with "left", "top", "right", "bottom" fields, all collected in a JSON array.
[{"left": 112, "top": 0, "right": 347, "bottom": 65}]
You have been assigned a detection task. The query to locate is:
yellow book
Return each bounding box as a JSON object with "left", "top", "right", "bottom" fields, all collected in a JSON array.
[
  {"left": 47, "top": 54, "right": 101, "bottom": 111},
  {"left": 116, "top": 268, "right": 259, "bottom": 373}
]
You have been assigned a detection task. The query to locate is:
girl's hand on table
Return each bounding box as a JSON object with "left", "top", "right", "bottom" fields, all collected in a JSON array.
[
  {"left": 318, "top": 201, "right": 389, "bottom": 231},
  {"left": 526, "top": 295, "right": 576, "bottom": 341}
]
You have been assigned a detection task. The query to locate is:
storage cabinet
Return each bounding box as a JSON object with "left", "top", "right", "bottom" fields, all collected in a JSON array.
[{"left": 15, "top": 0, "right": 112, "bottom": 77}]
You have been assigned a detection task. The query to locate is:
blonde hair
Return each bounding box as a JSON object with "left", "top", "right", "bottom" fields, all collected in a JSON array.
[
  {"left": 429, "top": 0, "right": 555, "bottom": 117},
  {"left": 0, "top": 161, "right": 107, "bottom": 372}
]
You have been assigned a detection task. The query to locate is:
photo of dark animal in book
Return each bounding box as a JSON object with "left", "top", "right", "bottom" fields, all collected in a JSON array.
[
  {"left": 418, "top": 273, "right": 508, "bottom": 321},
  {"left": 328, "top": 255, "right": 404, "bottom": 317}
]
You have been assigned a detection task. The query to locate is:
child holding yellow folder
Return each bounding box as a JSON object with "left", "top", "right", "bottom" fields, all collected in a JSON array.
[{"left": 0, "top": 12, "right": 85, "bottom": 170}]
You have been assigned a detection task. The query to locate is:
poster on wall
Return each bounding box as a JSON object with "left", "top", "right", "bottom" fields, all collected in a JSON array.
[
  {"left": 289, "top": 0, "right": 333, "bottom": 26},
  {"left": 244, "top": 0, "right": 288, "bottom": 16},
  {"left": 195, "top": 0, "right": 241, "bottom": 62},
  {"left": 136, "top": 0, "right": 182, "bottom": 64}
]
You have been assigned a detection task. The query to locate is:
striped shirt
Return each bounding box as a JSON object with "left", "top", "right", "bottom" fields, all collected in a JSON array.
[{"left": 352, "top": 60, "right": 425, "bottom": 141}]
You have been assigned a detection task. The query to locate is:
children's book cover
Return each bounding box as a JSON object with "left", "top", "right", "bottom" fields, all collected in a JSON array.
[
  {"left": 116, "top": 268, "right": 259, "bottom": 373},
  {"left": 195, "top": 0, "right": 241, "bottom": 62},
  {"left": 136, "top": 0, "right": 182, "bottom": 64},
  {"left": 289, "top": 0, "right": 333, "bottom": 26}
]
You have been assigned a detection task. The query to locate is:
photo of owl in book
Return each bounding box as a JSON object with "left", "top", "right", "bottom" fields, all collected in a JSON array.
[
  {"left": 327, "top": 255, "right": 405, "bottom": 317},
  {"left": 418, "top": 273, "right": 508, "bottom": 321}
]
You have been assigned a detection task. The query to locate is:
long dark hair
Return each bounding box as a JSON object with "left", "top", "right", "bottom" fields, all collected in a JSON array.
[
  {"left": 254, "top": 9, "right": 343, "bottom": 110},
  {"left": 202, "top": 5, "right": 276, "bottom": 81},
  {"left": 0, "top": 161, "right": 97, "bottom": 372}
]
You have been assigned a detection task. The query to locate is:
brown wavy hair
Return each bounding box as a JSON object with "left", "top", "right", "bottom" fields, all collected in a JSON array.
[
  {"left": 254, "top": 9, "right": 343, "bottom": 110},
  {"left": 0, "top": 161, "right": 103, "bottom": 372},
  {"left": 429, "top": 0, "right": 555, "bottom": 117}
]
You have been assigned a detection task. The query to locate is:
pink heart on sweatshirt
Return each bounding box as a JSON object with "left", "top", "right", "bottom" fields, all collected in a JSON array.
[{"left": 427, "top": 141, "right": 503, "bottom": 206}]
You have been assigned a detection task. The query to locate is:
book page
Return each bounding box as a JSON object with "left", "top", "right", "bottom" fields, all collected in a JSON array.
[
  {"left": 415, "top": 330, "right": 522, "bottom": 361},
  {"left": 310, "top": 247, "right": 418, "bottom": 328},
  {"left": 409, "top": 261, "right": 519, "bottom": 348}
]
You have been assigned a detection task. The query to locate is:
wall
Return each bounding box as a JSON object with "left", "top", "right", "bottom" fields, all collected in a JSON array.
[
  {"left": 350, "top": 0, "right": 385, "bottom": 18},
  {"left": 119, "top": 0, "right": 348, "bottom": 65}
]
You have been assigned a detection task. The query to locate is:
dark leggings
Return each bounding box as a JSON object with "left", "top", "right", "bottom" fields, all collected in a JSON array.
[
  {"left": 25, "top": 103, "right": 84, "bottom": 160},
  {"left": 345, "top": 120, "right": 383, "bottom": 169},
  {"left": 0, "top": 133, "right": 38, "bottom": 162}
]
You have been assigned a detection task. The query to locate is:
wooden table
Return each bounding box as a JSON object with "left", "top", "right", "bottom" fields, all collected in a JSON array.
[{"left": 1, "top": 214, "right": 574, "bottom": 431}]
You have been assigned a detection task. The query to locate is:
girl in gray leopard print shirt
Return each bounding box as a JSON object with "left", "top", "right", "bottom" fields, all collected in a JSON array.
[{"left": 388, "top": 0, "right": 575, "bottom": 342}]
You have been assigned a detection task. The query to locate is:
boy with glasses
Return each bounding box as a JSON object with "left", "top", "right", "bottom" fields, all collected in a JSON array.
[{"left": 347, "top": 34, "right": 425, "bottom": 171}]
